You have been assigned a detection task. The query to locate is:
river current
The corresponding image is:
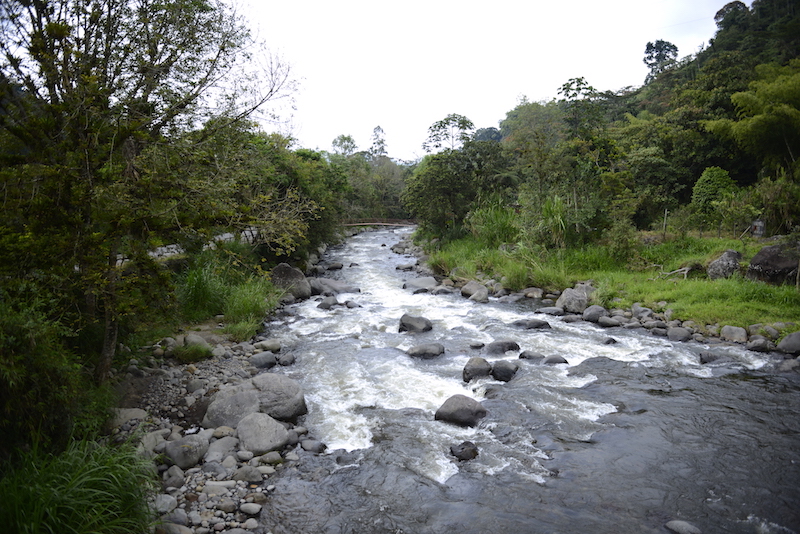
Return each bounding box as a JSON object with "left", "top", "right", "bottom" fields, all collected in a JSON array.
[{"left": 258, "top": 228, "right": 800, "bottom": 534}]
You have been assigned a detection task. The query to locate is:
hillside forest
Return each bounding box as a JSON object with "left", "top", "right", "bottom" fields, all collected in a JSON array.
[{"left": 0, "top": 0, "right": 799, "bottom": 483}]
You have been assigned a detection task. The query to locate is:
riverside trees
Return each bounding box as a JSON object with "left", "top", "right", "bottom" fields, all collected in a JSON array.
[{"left": 0, "top": 0, "right": 344, "bottom": 455}]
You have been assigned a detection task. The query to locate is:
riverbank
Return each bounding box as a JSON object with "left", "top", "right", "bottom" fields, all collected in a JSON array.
[{"left": 113, "top": 227, "right": 799, "bottom": 534}]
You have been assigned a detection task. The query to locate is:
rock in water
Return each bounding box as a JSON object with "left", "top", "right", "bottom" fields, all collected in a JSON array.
[
  {"left": 485, "top": 340, "right": 520, "bottom": 355},
  {"left": 407, "top": 343, "right": 445, "bottom": 359},
  {"left": 665, "top": 520, "right": 702, "bottom": 534},
  {"left": 450, "top": 441, "right": 479, "bottom": 461},
  {"left": 463, "top": 357, "right": 492, "bottom": 382},
  {"left": 251, "top": 373, "right": 308, "bottom": 422},
  {"left": 491, "top": 360, "right": 519, "bottom": 382},
  {"left": 434, "top": 394, "right": 487, "bottom": 427},
  {"left": 399, "top": 313, "right": 433, "bottom": 333}
]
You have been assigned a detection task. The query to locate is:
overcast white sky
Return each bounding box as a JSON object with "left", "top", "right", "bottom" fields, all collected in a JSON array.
[{"left": 241, "top": 0, "right": 732, "bottom": 162}]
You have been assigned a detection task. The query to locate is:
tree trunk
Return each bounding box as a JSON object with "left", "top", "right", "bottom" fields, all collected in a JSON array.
[{"left": 94, "top": 244, "right": 119, "bottom": 384}]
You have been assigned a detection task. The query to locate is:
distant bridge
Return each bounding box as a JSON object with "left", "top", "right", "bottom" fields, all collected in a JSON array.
[{"left": 342, "top": 219, "right": 416, "bottom": 227}]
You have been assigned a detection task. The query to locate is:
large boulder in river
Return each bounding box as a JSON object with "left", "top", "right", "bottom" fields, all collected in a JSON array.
[
  {"left": 271, "top": 263, "right": 311, "bottom": 299},
  {"left": 463, "top": 357, "right": 492, "bottom": 382},
  {"left": 707, "top": 249, "right": 742, "bottom": 280},
  {"left": 250, "top": 373, "right": 308, "bottom": 422},
  {"left": 434, "top": 394, "right": 487, "bottom": 427},
  {"left": 491, "top": 360, "right": 519, "bottom": 382},
  {"left": 236, "top": 413, "right": 289, "bottom": 455},
  {"left": 747, "top": 242, "right": 799, "bottom": 285},
  {"left": 555, "top": 283, "right": 595, "bottom": 313},
  {"left": 407, "top": 343, "right": 445, "bottom": 359},
  {"left": 399, "top": 314, "right": 433, "bottom": 333}
]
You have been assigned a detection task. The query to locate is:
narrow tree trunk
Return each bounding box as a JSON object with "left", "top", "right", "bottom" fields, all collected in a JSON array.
[{"left": 95, "top": 243, "right": 119, "bottom": 384}]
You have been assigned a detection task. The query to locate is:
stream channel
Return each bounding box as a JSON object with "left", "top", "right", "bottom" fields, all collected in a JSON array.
[{"left": 256, "top": 227, "right": 800, "bottom": 534}]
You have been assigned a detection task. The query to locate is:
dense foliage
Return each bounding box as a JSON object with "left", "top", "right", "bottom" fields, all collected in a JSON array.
[{"left": 403, "top": 0, "right": 800, "bottom": 244}]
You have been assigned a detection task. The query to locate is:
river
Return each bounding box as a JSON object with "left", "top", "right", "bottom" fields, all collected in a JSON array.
[{"left": 258, "top": 228, "right": 800, "bottom": 534}]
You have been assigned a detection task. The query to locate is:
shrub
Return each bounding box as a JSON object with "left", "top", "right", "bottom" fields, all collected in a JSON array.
[
  {"left": 0, "top": 439, "right": 156, "bottom": 533},
  {"left": 172, "top": 344, "right": 213, "bottom": 364}
]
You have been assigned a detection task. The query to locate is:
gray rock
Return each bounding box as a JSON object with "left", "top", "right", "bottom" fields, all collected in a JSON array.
[
  {"left": 582, "top": 305, "right": 608, "bottom": 322},
  {"left": 236, "top": 413, "right": 290, "bottom": 455},
  {"left": 254, "top": 339, "right": 281, "bottom": 352},
  {"left": 519, "top": 351, "right": 545, "bottom": 361},
  {"left": 154, "top": 493, "right": 178, "bottom": 514},
  {"left": 300, "top": 439, "right": 327, "bottom": 453},
  {"left": 186, "top": 378, "right": 208, "bottom": 393},
  {"left": 746, "top": 337, "right": 773, "bottom": 352},
  {"left": 463, "top": 357, "right": 492, "bottom": 382},
  {"left": 555, "top": 284, "right": 594, "bottom": 313},
  {"left": 317, "top": 296, "right": 339, "bottom": 309},
  {"left": 204, "top": 435, "right": 239, "bottom": 463},
  {"left": 597, "top": 316, "right": 621, "bottom": 328},
  {"left": 239, "top": 502, "right": 263, "bottom": 515},
  {"left": 631, "top": 303, "right": 653, "bottom": 320},
  {"left": 747, "top": 242, "right": 799, "bottom": 285},
  {"left": 511, "top": 318, "right": 551, "bottom": 329},
  {"left": 707, "top": 249, "right": 742, "bottom": 280},
  {"left": 232, "top": 465, "right": 263, "bottom": 482},
  {"left": 491, "top": 360, "right": 519, "bottom": 382},
  {"left": 778, "top": 331, "right": 800, "bottom": 354},
  {"left": 544, "top": 355, "right": 568, "bottom": 365},
  {"left": 450, "top": 441, "right": 479, "bottom": 461},
  {"left": 537, "top": 306, "right": 565, "bottom": 316},
  {"left": 399, "top": 313, "right": 433, "bottom": 333},
  {"left": 434, "top": 394, "right": 487, "bottom": 427},
  {"left": 278, "top": 353, "right": 296, "bottom": 366},
  {"left": 665, "top": 520, "right": 702, "bottom": 534},
  {"left": 403, "top": 276, "right": 438, "bottom": 291},
  {"left": 112, "top": 408, "right": 148, "bottom": 427},
  {"left": 164, "top": 435, "right": 209, "bottom": 469},
  {"left": 720, "top": 325, "right": 748, "bottom": 343},
  {"left": 202, "top": 390, "right": 260, "bottom": 429},
  {"left": 468, "top": 285, "right": 489, "bottom": 303},
  {"left": 251, "top": 373, "right": 308, "bottom": 422},
  {"left": 271, "top": 263, "right": 311, "bottom": 299},
  {"left": 407, "top": 343, "right": 445, "bottom": 359},
  {"left": 250, "top": 351, "right": 277, "bottom": 369},
  {"left": 667, "top": 327, "right": 692, "bottom": 342},
  {"left": 485, "top": 340, "right": 520, "bottom": 355},
  {"left": 460, "top": 280, "right": 486, "bottom": 299},
  {"left": 154, "top": 523, "right": 193, "bottom": 534}
]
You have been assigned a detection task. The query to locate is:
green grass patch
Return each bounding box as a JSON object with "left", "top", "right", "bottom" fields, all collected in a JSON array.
[
  {"left": 427, "top": 234, "right": 800, "bottom": 329},
  {"left": 0, "top": 439, "right": 156, "bottom": 533},
  {"left": 172, "top": 344, "right": 213, "bottom": 364}
]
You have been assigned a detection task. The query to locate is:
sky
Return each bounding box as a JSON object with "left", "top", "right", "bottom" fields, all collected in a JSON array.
[{"left": 241, "top": 0, "right": 731, "bottom": 162}]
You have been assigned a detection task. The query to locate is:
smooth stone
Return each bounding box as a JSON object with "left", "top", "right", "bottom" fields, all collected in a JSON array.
[
  {"left": 240, "top": 503, "right": 263, "bottom": 515},
  {"left": 665, "top": 520, "right": 702, "bottom": 534}
]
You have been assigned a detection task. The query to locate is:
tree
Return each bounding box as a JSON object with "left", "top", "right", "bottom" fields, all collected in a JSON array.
[
  {"left": 644, "top": 40, "right": 679, "bottom": 83},
  {"left": 422, "top": 113, "right": 474, "bottom": 152},
  {"left": 557, "top": 77, "right": 603, "bottom": 141},
  {"left": 369, "top": 125, "right": 388, "bottom": 159},
  {"left": 704, "top": 59, "right": 800, "bottom": 174},
  {"left": 332, "top": 134, "right": 358, "bottom": 156},
  {"left": 0, "top": 0, "right": 294, "bottom": 382}
]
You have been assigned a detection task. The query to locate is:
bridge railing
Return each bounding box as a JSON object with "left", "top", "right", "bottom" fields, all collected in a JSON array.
[{"left": 342, "top": 219, "right": 416, "bottom": 227}]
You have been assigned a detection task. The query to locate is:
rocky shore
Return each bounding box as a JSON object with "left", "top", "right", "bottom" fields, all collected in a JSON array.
[{"left": 113, "top": 232, "right": 800, "bottom": 534}]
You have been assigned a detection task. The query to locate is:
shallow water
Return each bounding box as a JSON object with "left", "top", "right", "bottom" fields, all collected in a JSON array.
[{"left": 258, "top": 228, "right": 800, "bottom": 534}]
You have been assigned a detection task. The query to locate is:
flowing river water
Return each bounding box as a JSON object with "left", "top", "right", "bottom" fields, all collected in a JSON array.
[{"left": 257, "top": 228, "right": 800, "bottom": 534}]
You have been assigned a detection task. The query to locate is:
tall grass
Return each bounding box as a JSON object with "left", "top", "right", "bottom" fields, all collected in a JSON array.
[
  {"left": 0, "top": 439, "right": 155, "bottom": 534},
  {"left": 177, "top": 242, "right": 283, "bottom": 342},
  {"left": 427, "top": 233, "right": 800, "bottom": 330}
]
